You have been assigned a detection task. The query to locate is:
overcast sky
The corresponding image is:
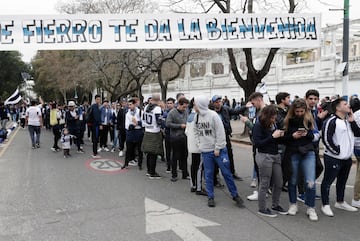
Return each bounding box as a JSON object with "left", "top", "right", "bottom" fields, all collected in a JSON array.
[{"left": 0, "top": 0, "right": 359, "bottom": 62}]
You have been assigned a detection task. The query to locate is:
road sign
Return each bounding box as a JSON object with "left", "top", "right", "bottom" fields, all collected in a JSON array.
[
  {"left": 145, "top": 198, "right": 220, "bottom": 241},
  {"left": 85, "top": 158, "right": 126, "bottom": 174}
]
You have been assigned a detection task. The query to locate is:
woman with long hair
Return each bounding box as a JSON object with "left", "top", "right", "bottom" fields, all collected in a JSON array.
[
  {"left": 252, "top": 105, "right": 287, "bottom": 217},
  {"left": 283, "top": 98, "right": 319, "bottom": 221}
]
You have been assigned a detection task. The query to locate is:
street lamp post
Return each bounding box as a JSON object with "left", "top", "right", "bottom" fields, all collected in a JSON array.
[{"left": 342, "top": 0, "right": 350, "bottom": 99}]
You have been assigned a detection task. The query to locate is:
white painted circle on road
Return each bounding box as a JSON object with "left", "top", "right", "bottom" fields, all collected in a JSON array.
[{"left": 85, "top": 158, "right": 126, "bottom": 174}]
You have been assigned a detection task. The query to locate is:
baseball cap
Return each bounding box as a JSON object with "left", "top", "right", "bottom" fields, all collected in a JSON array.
[
  {"left": 68, "top": 101, "right": 76, "bottom": 107},
  {"left": 211, "top": 95, "right": 222, "bottom": 103}
]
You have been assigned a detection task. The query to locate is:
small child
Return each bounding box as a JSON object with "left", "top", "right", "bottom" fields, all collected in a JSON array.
[{"left": 61, "top": 128, "right": 74, "bottom": 158}]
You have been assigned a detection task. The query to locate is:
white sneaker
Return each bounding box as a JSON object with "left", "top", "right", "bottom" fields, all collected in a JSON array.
[
  {"left": 288, "top": 204, "right": 298, "bottom": 216},
  {"left": 110, "top": 148, "right": 115, "bottom": 153},
  {"left": 306, "top": 207, "right": 318, "bottom": 221},
  {"left": 321, "top": 205, "right": 334, "bottom": 217},
  {"left": 247, "top": 191, "right": 258, "bottom": 201},
  {"left": 119, "top": 150, "right": 124, "bottom": 157},
  {"left": 104, "top": 147, "right": 110, "bottom": 152},
  {"left": 250, "top": 179, "right": 257, "bottom": 188},
  {"left": 334, "top": 201, "right": 358, "bottom": 212},
  {"left": 97, "top": 148, "right": 102, "bottom": 153},
  {"left": 352, "top": 199, "right": 360, "bottom": 208},
  {"left": 129, "top": 160, "right": 138, "bottom": 166}
]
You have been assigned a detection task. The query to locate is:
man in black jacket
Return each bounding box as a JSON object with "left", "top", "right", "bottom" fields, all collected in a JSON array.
[{"left": 211, "top": 95, "right": 245, "bottom": 181}]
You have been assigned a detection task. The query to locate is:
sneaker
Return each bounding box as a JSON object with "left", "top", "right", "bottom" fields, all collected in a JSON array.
[
  {"left": 77, "top": 150, "right": 85, "bottom": 154},
  {"left": 315, "top": 194, "right": 321, "bottom": 200},
  {"left": 271, "top": 205, "right": 288, "bottom": 215},
  {"left": 250, "top": 179, "right": 257, "bottom": 188},
  {"left": 104, "top": 147, "right": 110, "bottom": 152},
  {"left": 166, "top": 168, "right": 171, "bottom": 174},
  {"left": 35, "top": 143, "right": 40, "bottom": 148},
  {"left": 129, "top": 160, "right": 138, "bottom": 166},
  {"left": 288, "top": 204, "right": 298, "bottom": 216},
  {"left": 196, "top": 190, "right": 207, "bottom": 196},
  {"left": 321, "top": 205, "right": 334, "bottom": 217},
  {"left": 232, "top": 174, "right": 243, "bottom": 181},
  {"left": 110, "top": 148, "right": 115, "bottom": 153},
  {"left": 297, "top": 194, "right": 305, "bottom": 203},
  {"left": 119, "top": 150, "right": 124, "bottom": 157},
  {"left": 306, "top": 207, "right": 318, "bottom": 221},
  {"left": 91, "top": 154, "right": 101, "bottom": 158},
  {"left": 334, "top": 201, "right": 358, "bottom": 212},
  {"left": 64, "top": 155, "right": 67, "bottom": 159},
  {"left": 146, "top": 172, "right": 150, "bottom": 176},
  {"left": 50, "top": 147, "right": 56, "bottom": 152},
  {"left": 352, "top": 199, "right": 360, "bottom": 208},
  {"left": 32, "top": 145, "right": 36, "bottom": 149},
  {"left": 149, "top": 173, "right": 162, "bottom": 179},
  {"left": 258, "top": 208, "right": 277, "bottom": 218},
  {"left": 247, "top": 191, "right": 258, "bottom": 201},
  {"left": 233, "top": 195, "right": 244, "bottom": 208},
  {"left": 97, "top": 148, "right": 102, "bottom": 153},
  {"left": 190, "top": 187, "right": 196, "bottom": 193},
  {"left": 208, "top": 198, "right": 215, "bottom": 207},
  {"left": 121, "top": 165, "right": 128, "bottom": 169},
  {"left": 171, "top": 177, "right": 178, "bottom": 182}
]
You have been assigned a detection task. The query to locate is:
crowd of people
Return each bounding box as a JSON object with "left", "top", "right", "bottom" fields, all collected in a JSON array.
[{"left": 4, "top": 88, "right": 360, "bottom": 219}]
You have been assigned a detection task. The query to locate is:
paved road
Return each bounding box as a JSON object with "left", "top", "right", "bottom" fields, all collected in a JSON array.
[{"left": 0, "top": 126, "right": 359, "bottom": 241}]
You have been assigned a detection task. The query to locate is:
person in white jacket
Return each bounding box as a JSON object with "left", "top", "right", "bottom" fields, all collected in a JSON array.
[
  {"left": 194, "top": 95, "right": 244, "bottom": 208},
  {"left": 321, "top": 97, "right": 360, "bottom": 216},
  {"left": 185, "top": 98, "right": 206, "bottom": 195}
]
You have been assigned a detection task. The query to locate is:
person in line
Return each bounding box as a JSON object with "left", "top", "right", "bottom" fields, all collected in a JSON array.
[
  {"left": 211, "top": 95, "right": 244, "bottom": 181},
  {"left": 98, "top": 100, "right": 112, "bottom": 152},
  {"left": 194, "top": 95, "right": 244, "bottom": 208},
  {"left": 166, "top": 97, "right": 189, "bottom": 182},
  {"left": 25, "top": 100, "right": 43, "bottom": 149},
  {"left": 185, "top": 98, "right": 206, "bottom": 195},
  {"left": 88, "top": 94, "right": 102, "bottom": 158},
  {"left": 240, "top": 92, "right": 266, "bottom": 201},
  {"left": 110, "top": 102, "right": 120, "bottom": 152},
  {"left": 19, "top": 102, "right": 27, "bottom": 128},
  {"left": 117, "top": 98, "right": 127, "bottom": 157},
  {"left": 65, "top": 101, "right": 84, "bottom": 154},
  {"left": 252, "top": 105, "right": 287, "bottom": 217},
  {"left": 141, "top": 93, "right": 164, "bottom": 179},
  {"left": 321, "top": 98, "right": 360, "bottom": 216},
  {"left": 163, "top": 97, "right": 176, "bottom": 173},
  {"left": 49, "top": 102, "right": 61, "bottom": 152},
  {"left": 122, "top": 98, "right": 144, "bottom": 170},
  {"left": 351, "top": 97, "right": 360, "bottom": 208},
  {"left": 275, "top": 92, "right": 291, "bottom": 192},
  {"left": 283, "top": 98, "right": 319, "bottom": 221}
]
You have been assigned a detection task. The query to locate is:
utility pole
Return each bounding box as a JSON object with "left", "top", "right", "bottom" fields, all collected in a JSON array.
[{"left": 342, "top": 0, "right": 349, "bottom": 100}]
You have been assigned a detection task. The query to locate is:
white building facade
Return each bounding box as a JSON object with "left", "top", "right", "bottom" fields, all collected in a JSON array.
[{"left": 142, "top": 19, "right": 360, "bottom": 101}]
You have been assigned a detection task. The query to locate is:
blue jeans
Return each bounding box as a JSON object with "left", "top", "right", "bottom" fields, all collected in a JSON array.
[
  {"left": 28, "top": 125, "right": 41, "bottom": 146},
  {"left": 321, "top": 154, "right": 352, "bottom": 205},
  {"left": 202, "top": 148, "right": 238, "bottom": 199},
  {"left": 288, "top": 151, "right": 316, "bottom": 207}
]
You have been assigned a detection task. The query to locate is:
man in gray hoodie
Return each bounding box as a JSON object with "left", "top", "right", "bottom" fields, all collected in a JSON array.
[{"left": 194, "top": 95, "right": 244, "bottom": 208}]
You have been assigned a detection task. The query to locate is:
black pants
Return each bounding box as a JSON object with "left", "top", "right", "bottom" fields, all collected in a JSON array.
[
  {"left": 147, "top": 153, "right": 158, "bottom": 175},
  {"left": 52, "top": 124, "right": 61, "bottom": 149},
  {"left": 165, "top": 136, "right": 172, "bottom": 169},
  {"left": 226, "top": 135, "right": 235, "bottom": 175},
  {"left": 190, "top": 153, "right": 203, "bottom": 191},
  {"left": 125, "top": 141, "right": 143, "bottom": 167},
  {"left": 69, "top": 128, "right": 81, "bottom": 151},
  {"left": 118, "top": 129, "right": 126, "bottom": 151},
  {"left": 91, "top": 125, "right": 100, "bottom": 155},
  {"left": 171, "top": 137, "right": 188, "bottom": 178},
  {"left": 99, "top": 124, "right": 109, "bottom": 148}
]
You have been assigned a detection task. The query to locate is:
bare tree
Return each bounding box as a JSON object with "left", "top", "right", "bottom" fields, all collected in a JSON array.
[{"left": 167, "top": 0, "right": 299, "bottom": 99}]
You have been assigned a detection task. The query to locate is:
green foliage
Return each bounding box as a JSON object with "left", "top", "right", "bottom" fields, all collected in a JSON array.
[{"left": 0, "top": 51, "right": 29, "bottom": 102}]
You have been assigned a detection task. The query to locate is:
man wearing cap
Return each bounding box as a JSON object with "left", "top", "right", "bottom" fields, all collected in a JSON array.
[
  {"left": 65, "top": 100, "right": 84, "bottom": 153},
  {"left": 210, "top": 94, "right": 245, "bottom": 181}
]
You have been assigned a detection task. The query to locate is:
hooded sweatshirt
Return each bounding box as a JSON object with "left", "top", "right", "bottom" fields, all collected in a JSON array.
[{"left": 194, "top": 95, "right": 227, "bottom": 152}]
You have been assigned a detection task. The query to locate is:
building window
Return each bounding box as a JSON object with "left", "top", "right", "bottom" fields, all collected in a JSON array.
[
  {"left": 190, "top": 62, "right": 206, "bottom": 77},
  {"left": 211, "top": 63, "right": 224, "bottom": 75}
]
